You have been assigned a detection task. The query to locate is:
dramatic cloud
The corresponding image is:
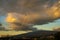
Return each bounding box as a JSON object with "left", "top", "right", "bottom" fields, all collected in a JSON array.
[{"left": 0, "top": 0, "right": 60, "bottom": 30}]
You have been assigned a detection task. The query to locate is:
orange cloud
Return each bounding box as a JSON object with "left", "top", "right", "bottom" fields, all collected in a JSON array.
[
  {"left": 5, "top": 13, "right": 41, "bottom": 30},
  {"left": 17, "top": 13, "right": 40, "bottom": 25},
  {"left": 6, "top": 13, "right": 16, "bottom": 23},
  {"left": 4, "top": 0, "right": 60, "bottom": 30},
  {"left": 46, "top": 2, "right": 60, "bottom": 19},
  {"left": 5, "top": 13, "right": 17, "bottom": 30}
]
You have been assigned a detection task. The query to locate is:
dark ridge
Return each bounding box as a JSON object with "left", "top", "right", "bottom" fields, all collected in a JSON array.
[{"left": 0, "top": 30, "right": 60, "bottom": 40}]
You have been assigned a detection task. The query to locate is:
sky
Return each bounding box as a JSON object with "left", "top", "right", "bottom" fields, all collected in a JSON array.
[
  {"left": 0, "top": 15, "right": 60, "bottom": 31},
  {"left": 0, "top": 16, "right": 9, "bottom": 29},
  {"left": 0, "top": 0, "right": 60, "bottom": 31},
  {"left": 33, "top": 19, "right": 60, "bottom": 30}
]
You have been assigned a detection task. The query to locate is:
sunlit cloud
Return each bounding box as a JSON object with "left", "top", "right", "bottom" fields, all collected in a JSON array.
[
  {"left": 0, "top": 0, "right": 60, "bottom": 30},
  {"left": 6, "top": 13, "right": 16, "bottom": 23}
]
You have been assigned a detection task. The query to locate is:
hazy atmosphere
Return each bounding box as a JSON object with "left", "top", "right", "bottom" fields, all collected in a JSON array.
[{"left": 0, "top": 0, "right": 60, "bottom": 31}]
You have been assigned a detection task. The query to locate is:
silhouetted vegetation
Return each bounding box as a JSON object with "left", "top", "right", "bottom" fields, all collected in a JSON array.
[{"left": 54, "top": 32, "right": 60, "bottom": 40}]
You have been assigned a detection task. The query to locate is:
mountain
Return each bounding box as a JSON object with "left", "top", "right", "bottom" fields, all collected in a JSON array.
[
  {"left": 12, "top": 30, "right": 58, "bottom": 38},
  {"left": 0, "top": 30, "right": 60, "bottom": 40}
]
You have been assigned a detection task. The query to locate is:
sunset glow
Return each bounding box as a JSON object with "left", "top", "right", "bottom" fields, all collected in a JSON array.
[{"left": 6, "top": 13, "right": 16, "bottom": 23}]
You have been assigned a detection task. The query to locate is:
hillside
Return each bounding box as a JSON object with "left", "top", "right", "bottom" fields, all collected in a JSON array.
[{"left": 0, "top": 30, "right": 60, "bottom": 40}]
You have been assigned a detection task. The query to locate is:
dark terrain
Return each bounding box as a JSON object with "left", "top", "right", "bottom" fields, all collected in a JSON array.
[{"left": 0, "top": 30, "right": 60, "bottom": 40}]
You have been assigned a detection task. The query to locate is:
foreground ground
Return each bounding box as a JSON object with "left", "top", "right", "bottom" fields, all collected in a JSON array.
[
  {"left": 0, "top": 30, "right": 60, "bottom": 40},
  {"left": 0, "top": 31, "right": 32, "bottom": 37}
]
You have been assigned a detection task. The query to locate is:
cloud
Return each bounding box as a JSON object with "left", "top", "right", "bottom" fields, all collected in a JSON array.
[
  {"left": 0, "top": 24, "right": 6, "bottom": 30},
  {"left": 0, "top": 0, "right": 60, "bottom": 30},
  {"left": 0, "top": 0, "right": 57, "bottom": 13}
]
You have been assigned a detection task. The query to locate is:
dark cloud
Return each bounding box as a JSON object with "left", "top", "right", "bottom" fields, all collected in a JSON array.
[
  {"left": 0, "top": 24, "right": 6, "bottom": 30},
  {"left": 0, "top": 27, "right": 5, "bottom": 30},
  {"left": 0, "top": 0, "right": 59, "bottom": 14},
  {"left": 12, "top": 22, "right": 37, "bottom": 31},
  {"left": 0, "top": 0, "right": 60, "bottom": 30},
  {"left": 0, "top": 0, "right": 57, "bottom": 13}
]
